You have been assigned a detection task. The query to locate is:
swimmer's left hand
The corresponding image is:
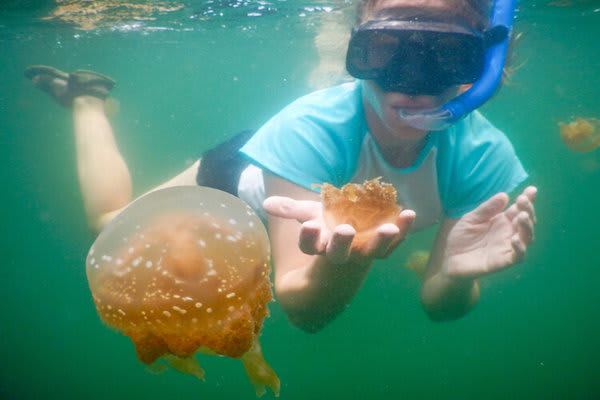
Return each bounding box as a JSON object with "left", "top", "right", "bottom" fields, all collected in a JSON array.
[{"left": 442, "top": 186, "right": 537, "bottom": 279}]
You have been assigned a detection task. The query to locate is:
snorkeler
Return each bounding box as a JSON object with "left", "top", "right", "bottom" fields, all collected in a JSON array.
[{"left": 25, "top": 0, "right": 537, "bottom": 332}]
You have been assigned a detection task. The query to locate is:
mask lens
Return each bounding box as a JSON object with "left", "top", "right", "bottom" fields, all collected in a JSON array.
[
  {"left": 347, "top": 30, "right": 401, "bottom": 77},
  {"left": 434, "top": 34, "right": 484, "bottom": 83},
  {"left": 346, "top": 21, "right": 486, "bottom": 95}
]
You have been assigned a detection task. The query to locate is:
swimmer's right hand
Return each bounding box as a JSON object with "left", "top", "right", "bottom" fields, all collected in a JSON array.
[{"left": 263, "top": 196, "right": 415, "bottom": 265}]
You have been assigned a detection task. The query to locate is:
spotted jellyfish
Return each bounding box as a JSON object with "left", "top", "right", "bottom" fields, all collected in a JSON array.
[{"left": 86, "top": 186, "right": 279, "bottom": 397}]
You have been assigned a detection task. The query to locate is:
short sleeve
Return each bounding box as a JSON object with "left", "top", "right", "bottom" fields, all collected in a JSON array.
[
  {"left": 436, "top": 112, "right": 528, "bottom": 218},
  {"left": 240, "top": 83, "right": 366, "bottom": 190}
]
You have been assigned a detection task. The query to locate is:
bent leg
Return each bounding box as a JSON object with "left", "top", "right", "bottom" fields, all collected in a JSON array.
[
  {"left": 25, "top": 66, "right": 132, "bottom": 233},
  {"left": 72, "top": 95, "right": 132, "bottom": 233}
]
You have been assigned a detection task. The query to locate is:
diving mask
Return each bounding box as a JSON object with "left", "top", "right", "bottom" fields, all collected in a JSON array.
[{"left": 347, "top": 0, "right": 518, "bottom": 131}]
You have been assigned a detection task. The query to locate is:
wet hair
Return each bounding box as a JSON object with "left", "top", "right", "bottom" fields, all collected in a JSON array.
[{"left": 355, "top": 0, "right": 493, "bottom": 30}]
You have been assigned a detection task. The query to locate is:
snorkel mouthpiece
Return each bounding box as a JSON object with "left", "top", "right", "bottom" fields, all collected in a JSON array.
[{"left": 398, "top": 0, "right": 518, "bottom": 131}]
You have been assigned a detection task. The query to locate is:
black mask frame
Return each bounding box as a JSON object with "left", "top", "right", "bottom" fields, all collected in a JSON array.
[{"left": 346, "top": 20, "right": 507, "bottom": 95}]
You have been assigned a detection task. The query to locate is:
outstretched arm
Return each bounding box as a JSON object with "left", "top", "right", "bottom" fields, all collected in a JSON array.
[
  {"left": 263, "top": 172, "right": 415, "bottom": 332},
  {"left": 421, "top": 186, "right": 538, "bottom": 321}
]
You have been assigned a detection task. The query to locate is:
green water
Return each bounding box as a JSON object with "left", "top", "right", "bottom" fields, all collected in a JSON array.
[{"left": 1, "top": 1, "right": 599, "bottom": 399}]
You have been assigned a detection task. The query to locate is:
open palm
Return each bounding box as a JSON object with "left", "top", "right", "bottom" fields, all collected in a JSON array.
[{"left": 443, "top": 186, "right": 537, "bottom": 279}]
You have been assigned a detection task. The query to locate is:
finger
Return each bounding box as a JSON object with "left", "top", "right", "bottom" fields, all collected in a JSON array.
[
  {"left": 299, "top": 220, "right": 326, "bottom": 255},
  {"left": 325, "top": 224, "right": 356, "bottom": 264},
  {"left": 514, "top": 210, "right": 535, "bottom": 245},
  {"left": 505, "top": 187, "right": 538, "bottom": 221},
  {"left": 518, "top": 190, "right": 537, "bottom": 224},
  {"left": 511, "top": 234, "right": 527, "bottom": 264},
  {"left": 523, "top": 186, "right": 538, "bottom": 203},
  {"left": 367, "top": 223, "right": 400, "bottom": 258},
  {"left": 382, "top": 209, "right": 416, "bottom": 258},
  {"left": 469, "top": 192, "right": 509, "bottom": 223},
  {"left": 263, "top": 196, "right": 320, "bottom": 222}
]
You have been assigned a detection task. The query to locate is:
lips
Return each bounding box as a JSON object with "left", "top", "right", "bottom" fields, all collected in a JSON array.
[{"left": 386, "top": 93, "right": 438, "bottom": 110}]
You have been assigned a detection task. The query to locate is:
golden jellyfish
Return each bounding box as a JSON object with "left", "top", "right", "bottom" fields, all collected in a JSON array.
[
  {"left": 319, "top": 177, "right": 403, "bottom": 250},
  {"left": 558, "top": 117, "right": 600, "bottom": 153},
  {"left": 405, "top": 251, "right": 430, "bottom": 280},
  {"left": 86, "top": 186, "right": 279, "bottom": 397}
]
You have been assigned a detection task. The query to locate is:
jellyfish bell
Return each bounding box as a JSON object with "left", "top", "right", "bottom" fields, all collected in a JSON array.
[
  {"left": 86, "top": 186, "right": 279, "bottom": 397},
  {"left": 318, "top": 177, "right": 403, "bottom": 250},
  {"left": 559, "top": 117, "right": 600, "bottom": 153}
]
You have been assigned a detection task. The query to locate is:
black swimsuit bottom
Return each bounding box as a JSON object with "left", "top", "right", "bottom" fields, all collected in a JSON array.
[{"left": 195, "top": 129, "right": 255, "bottom": 197}]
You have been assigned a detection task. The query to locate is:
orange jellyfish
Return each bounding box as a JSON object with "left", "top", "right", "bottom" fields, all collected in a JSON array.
[
  {"left": 405, "top": 251, "right": 430, "bottom": 280},
  {"left": 86, "top": 186, "right": 279, "bottom": 397},
  {"left": 558, "top": 117, "right": 600, "bottom": 153},
  {"left": 319, "top": 177, "right": 403, "bottom": 250}
]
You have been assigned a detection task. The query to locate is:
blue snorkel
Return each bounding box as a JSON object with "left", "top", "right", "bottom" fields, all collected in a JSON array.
[{"left": 398, "top": 0, "right": 518, "bottom": 130}]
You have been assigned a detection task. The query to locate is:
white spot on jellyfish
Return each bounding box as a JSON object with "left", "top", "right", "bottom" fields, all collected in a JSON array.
[
  {"left": 132, "top": 257, "right": 143, "bottom": 267},
  {"left": 135, "top": 224, "right": 141, "bottom": 230},
  {"left": 228, "top": 218, "right": 237, "bottom": 225},
  {"left": 206, "top": 307, "right": 213, "bottom": 313},
  {"left": 172, "top": 306, "right": 187, "bottom": 314},
  {"left": 90, "top": 257, "right": 96, "bottom": 265},
  {"left": 211, "top": 222, "right": 221, "bottom": 229},
  {"left": 228, "top": 305, "right": 235, "bottom": 312},
  {"left": 117, "top": 309, "right": 126, "bottom": 316},
  {"left": 197, "top": 239, "right": 206, "bottom": 248},
  {"left": 226, "top": 235, "right": 237, "bottom": 242},
  {"left": 215, "top": 233, "right": 222, "bottom": 240},
  {"left": 207, "top": 269, "right": 217, "bottom": 276},
  {"left": 182, "top": 296, "right": 193, "bottom": 301},
  {"left": 128, "top": 247, "right": 134, "bottom": 254},
  {"left": 192, "top": 317, "right": 198, "bottom": 323},
  {"left": 94, "top": 264, "right": 100, "bottom": 269},
  {"left": 162, "top": 310, "right": 172, "bottom": 318},
  {"left": 89, "top": 248, "right": 95, "bottom": 256},
  {"left": 220, "top": 203, "right": 227, "bottom": 208},
  {"left": 116, "top": 258, "right": 123, "bottom": 266},
  {"left": 145, "top": 261, "right": 153, "bottom": 268},
  {"left": 195, "top": 302, "right": 203, "bottom": 308},
  {"left": 101, "top": 255, "right": 113, "bottom": 262},
  {"left": 145, "top": 243, "right": 151, "bottom": 249},
  {"left": 226, "top": 292, "right": 236, "bottom": 298},
  {"left": 205, "top": 258, "right": 214, "bottom": 267},
  {"left": 249, "top": 221, "right": 255, "bottom": 228}
]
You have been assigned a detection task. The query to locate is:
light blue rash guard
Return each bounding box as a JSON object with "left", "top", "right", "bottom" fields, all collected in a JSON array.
[{"left": 239, "top": 81, "right": 527, "bottom": 230}]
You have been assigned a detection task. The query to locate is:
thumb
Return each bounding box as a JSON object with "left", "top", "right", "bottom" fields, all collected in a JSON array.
[
  {"left": 263, "top": 196, "right": 321, "bottom": 222},
  {"left": 468, "top": 193, "right": 509, "bottom": 223}
]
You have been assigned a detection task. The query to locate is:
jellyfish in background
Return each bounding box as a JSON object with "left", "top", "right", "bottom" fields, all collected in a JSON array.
[
  {"left": 86, "top": 186, "right": 279, "bottom": 397},
  {"left": 405, "top": 251, "right": 429, "bottom": 280},
  {"left": 559, "top": 117, "right": 600, "bottom": 153}
]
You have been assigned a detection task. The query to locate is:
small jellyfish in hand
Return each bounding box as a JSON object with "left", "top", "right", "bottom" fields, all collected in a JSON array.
[
  {"left": 318, "top": 177, "right": 403, "bottom": 250},
  {"left": 558, "top": 117, "right": 600, "bottom": 153},
  {"left": 86, "top": 186, "right": 279, "bottom": 397}
]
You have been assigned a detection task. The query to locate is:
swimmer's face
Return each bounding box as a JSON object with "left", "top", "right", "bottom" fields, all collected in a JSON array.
[{"left": 359, "top": 0, "right": 481, "bottom": 134}]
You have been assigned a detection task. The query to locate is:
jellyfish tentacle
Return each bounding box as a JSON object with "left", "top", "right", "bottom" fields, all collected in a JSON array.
[
  {"left": 241, "top": 338, "right": 280, "bottom": 397},
  {"left": 162, "top": 354, "right": 206, "bottom": 381}
]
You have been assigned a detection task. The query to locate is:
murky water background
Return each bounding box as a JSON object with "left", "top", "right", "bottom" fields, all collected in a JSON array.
[{"left": 1, "top": 1, "right": 599, "bottom": 399}]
